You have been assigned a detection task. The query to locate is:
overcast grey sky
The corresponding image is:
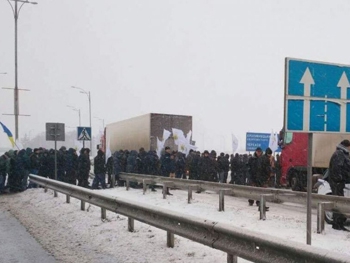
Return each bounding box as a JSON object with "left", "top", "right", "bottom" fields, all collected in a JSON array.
[{"left": 1, "top": 0, "right": 350, "bottom": 152}]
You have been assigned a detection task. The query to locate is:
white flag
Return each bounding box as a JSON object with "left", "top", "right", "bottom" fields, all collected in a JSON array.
[
  {"left": 231, "top": 134, "right": 239, "bottom": 153},
  {"left": 269, "top": 131, "right": 278, "bottom": 152},
  {"left": 186, "top": 130, "right": 192, "bottom": 143},
  {"left": 163, "top": 129, "right": 171, "bottom": 142},
  {"left": 105, "top": 139, "right": 111, "bottom": 164},
  {"left": 156, "top": 137, "right": 164, "bottom": 158},
  {"left": 172, "top": 128, "right": 186, "bottom": 146}
]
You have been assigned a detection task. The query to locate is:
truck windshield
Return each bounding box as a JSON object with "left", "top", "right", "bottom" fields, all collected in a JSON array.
[{"left": 284, "top": 132, "right": 293, "bottom": 144}]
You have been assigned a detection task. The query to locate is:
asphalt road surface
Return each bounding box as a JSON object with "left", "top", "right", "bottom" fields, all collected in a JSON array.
[{"left": 0, "top": 206, "right": 56, "bottom": 263}]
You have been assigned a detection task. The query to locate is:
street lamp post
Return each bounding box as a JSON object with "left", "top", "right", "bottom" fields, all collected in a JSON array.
[
  {"left": 71, "top": 86, "right": 92, "bottom": 151},
  {"left": 67, "top": 105, "right": 81, "bottom": 126},
  {"left": 94, "top": 116, "right": 105, "bottom": 130},
  {"left": 6, "top": 0, "right": 37, "bottom": 140}
]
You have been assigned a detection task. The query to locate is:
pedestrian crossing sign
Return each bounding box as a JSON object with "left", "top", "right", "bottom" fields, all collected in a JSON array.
[{"left": 77, "top": 127, "right": 91, "bottom": 141}]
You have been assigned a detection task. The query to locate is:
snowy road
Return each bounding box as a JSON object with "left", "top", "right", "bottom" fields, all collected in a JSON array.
[
  {"left": 1, "top": 186, "right": 350, "bottom": 263},
  {"left": 0, "top": 203, "right": 56, "bottom": 263}
]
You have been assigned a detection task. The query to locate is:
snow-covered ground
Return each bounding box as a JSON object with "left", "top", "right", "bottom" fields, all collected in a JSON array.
[{"left": 1, "top": 185, "right": 350, "bottom": 263}]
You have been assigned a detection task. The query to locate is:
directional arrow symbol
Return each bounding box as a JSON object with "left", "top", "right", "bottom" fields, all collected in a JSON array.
[
  {"left": 300, "top": 67, "right": 315, "bottom": 131},
  {"left": 300, "top": 67, "right": 315, "bottom": 96},
  {"left": 337, "top": 72, "right": 350, "bottom": 99},
  {"left": 337, "top": 72, "right": 350, "bottom": 132}
]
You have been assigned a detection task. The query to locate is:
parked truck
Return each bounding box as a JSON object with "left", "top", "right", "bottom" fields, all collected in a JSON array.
[
  {"left": 279, "top": 131, "right": 350, "bottom": 191},
  {"left": 103, "top": 113, "right": 193, "bottom": 153}
]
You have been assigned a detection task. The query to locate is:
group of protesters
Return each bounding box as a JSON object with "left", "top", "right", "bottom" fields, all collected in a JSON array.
[
  {"left": 0, "top": 147, "right": 92, "bottom": 193},
  {"left": 0, "top": 144, "right": 281, "bottom": 195}
]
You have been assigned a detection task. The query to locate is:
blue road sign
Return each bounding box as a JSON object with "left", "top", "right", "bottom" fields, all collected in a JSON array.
[
  {"left": 77, "top": 127, "right": 91, "bottom": 141},
  {"left": 246, "top": 132, "right": 281, "bottom": 152},
  {"left": 285, "top": 58, "right": 350, "bottom": 133}
]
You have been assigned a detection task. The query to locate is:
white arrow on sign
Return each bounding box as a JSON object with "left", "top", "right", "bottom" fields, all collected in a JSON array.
[
  {"left": 337, "top": 71, "right": 350, "bottom": 132},
  {"left": 300, "top": 67, "right": 315, "bottom": 131}
]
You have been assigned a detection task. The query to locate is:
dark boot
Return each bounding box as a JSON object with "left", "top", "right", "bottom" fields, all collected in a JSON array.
[
  {"left": 248, "top": 199, "right": 254, "bottom": 206},
  {"left": 166, "top": 187, "right": 173, "bottom": 195}
]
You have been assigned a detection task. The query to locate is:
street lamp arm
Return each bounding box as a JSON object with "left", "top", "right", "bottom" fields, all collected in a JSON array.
[
  {"left": 6, "top": 0, "right": 15, "bottom": 17},
  {"left": 17, "top": 2, "right": 27, "bottom": 16}
]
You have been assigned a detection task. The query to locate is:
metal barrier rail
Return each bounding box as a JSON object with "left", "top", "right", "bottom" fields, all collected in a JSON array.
[
  {"left": 29, "top": 174, "right": 349, "bottom": 263},
  {"left": 119, "top": 173, "right": 350, "bottom": 213}
]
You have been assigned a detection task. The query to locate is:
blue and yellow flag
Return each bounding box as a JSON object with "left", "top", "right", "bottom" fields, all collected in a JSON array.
[{"left": 0, "top": 122, "right": 15, "bottom": 147}]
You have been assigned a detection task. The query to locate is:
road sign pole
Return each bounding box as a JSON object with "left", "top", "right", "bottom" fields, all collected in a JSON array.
[
  {"left": 306, "top": 132, "right": 313, "bottom": 245},
  {"left": 54, "top": 124, "right": 58, "bottom": 198}
]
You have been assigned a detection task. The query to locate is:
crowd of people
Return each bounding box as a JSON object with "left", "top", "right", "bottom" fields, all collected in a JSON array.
[{"left": 0, "top": 145, "right": 281, "bottom": 196}]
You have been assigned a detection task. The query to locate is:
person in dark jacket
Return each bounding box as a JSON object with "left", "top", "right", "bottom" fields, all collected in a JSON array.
[
  {"left": 160, "top": 147, "right": 173, "bottom": 195},
  {"left": 328, "top": 140, "right": 350, "bottom": 231},
  {"left": 57, "top": 146, "right": 67, "bottom": 182},
  {"left": 248, "top": 147, "right": 262, "bottom": 206},
  {"left": 78, "top": 148, "right": 91, "bottom": 188},
  {"left": 64, "top": 148, "right": 78, "bottom": 185},
  {"left": 186, "top": 150, "right": 200, "bottom": 180},
  {"left": 92, "top": 150, "right": 106, "bottom": 189},
  {"left": 175, "top": 152, "right": 185, "bottom": 179},
  {"left": 198, "top": 150, "right": 216, "bottom": 182},
  {"left": 0, "top": 153, "right": 9, "bottom": 193},
  {"left": 217, "top": 152, "right": 229, "bottom": 183},
  {"left": 113, "top": 150, "right": 124, "bottom": 186},
  {"left": 27, "top": 148, "right": 41, "bottom": 188},
  {"left": 144, "top": 150, "right": 159, "bottom": 191},
  {"left": 106, "top": 156, "right": 114, "bottom": 186},
  {"left": 126, "top": 150, "right": 139, "bottom": 188}
]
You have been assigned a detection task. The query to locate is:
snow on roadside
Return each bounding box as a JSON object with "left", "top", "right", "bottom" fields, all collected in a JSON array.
[{"left": 1, "top": 186, "right": 350, "bottom": 263}]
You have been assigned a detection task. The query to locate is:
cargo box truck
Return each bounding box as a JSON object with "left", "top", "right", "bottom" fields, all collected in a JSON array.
[{"left": 104, "top": 113, "right": 193, "bottom": 153}]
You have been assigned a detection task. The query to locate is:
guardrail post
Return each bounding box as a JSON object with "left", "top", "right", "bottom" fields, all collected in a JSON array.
[
  {"left": 317, "top": 203, "right": 325, "bottom": 234},
  {"left": 163, "top": 184, "right": 167, "bottom": 199},
  {"left": 128, "top": 218, "right": 134, "bottom": 232},
  {"left": 227, "top": 254, "right": 237, "bottom": 263},
  {"left": 260, "top": 195, "right": 266, "bottom": 220},
  {"left": 101, "top": 208, "right": 106, "bottom": 220},
  {"left": 66, "top": 195, "right": 70, "bottom": 203},
  {"left": 81, "top": 200, "right": 85, "bottom": 211},
  {"left": 54, "top": 190, "right": 58, "bottom": 198},
  {"left": 167, "top": 231, "right": 174, "bottom": 248},
  {"left": 219, "top": 190, "right": 225, "bottom": 212},
  {"left": 110, "top": 174, "right": 116, "bottom": 189},
  {"left": 188, "top": 186, "right": 193, "bottom": 204},
  {"left": 126, "top": 179, "right": 130, "bottom": 191},
  {"left": 143, "top": 179, "right": 147, "bottom": 195},
  {"left": 317, "top": 202, "right": 334, "bottom": 234},
  {"left": 44, "top": 187, "right": 48, "bottom": 193}
]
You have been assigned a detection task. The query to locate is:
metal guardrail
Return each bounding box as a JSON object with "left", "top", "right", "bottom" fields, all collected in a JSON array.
[
  {"left": 119, "top": 173, "right": 350, "bottom": 213},
  {"left": 29, "top": 174, "right": 350, "bottom": 263}
]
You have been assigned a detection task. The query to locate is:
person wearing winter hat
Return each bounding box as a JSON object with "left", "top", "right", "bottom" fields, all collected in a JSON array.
[{"left": 328, "top": 140, "right": 350, "bottom": 231}]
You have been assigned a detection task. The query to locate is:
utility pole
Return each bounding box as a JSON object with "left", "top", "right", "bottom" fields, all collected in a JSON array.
[{"left": 5, "top": 0, "right": 37, "bottom": 139}]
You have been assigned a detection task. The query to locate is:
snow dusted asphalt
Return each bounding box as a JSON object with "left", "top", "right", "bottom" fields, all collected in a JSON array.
[{"left": 1, "top": 185, "right": 349, "bottom": 263}]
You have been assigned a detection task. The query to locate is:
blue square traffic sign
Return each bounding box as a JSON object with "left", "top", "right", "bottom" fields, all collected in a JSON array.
[{"left": 285, "top": 58, "right": 350, "bottom": 133}]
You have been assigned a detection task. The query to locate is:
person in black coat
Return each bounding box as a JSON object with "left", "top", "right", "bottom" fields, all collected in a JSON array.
[
  {"left": 175, "top": 152, "right": 185, "bottom": 179},
  {"left": 160, "top": 147, "right": 173, "bottom": 195},
  {"left": 113, "top": 150, "right": 123, "bottom": 186},
  {"left": 64, "top": 148, "right": 78, "bottom": 185},
  {"left": 198, "top": 150, "right": 216, "bottom": 182},
  {"left": 328, "top": 140, "right": 350, "bottom": 231},
  {"left": 77, "top": 148, "right": 91, "bottom": 188},
  {"left": 92, "top": 150, "right": 106, "bottom": 189},
  {"left": 247, "top": 147, "right": 263, "bottom": 206}
]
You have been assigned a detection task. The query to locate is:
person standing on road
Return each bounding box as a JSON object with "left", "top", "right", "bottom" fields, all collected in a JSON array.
[
  {"left": 328, "top": 139, "right": 350, "bottom": 231},
  {"left": 160, "top": 147, "right": 173, "bottom": 195},
  {"left": 92, "top": 150, "right": 106, "bottom": 189},
  {"left": 248, "top": 147, "right": 263, "bottom": 206}
]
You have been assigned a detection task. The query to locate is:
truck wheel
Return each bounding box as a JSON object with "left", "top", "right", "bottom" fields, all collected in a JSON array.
[{"left": 290, "top": 173, "right": 301, "bottom": 191}]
